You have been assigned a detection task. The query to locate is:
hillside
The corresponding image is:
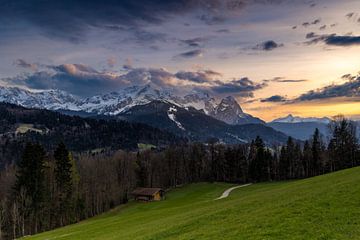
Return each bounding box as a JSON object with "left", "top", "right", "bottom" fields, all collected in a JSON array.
[
  {"left": 26, "top": 167, "right": 360, "bottom": 240},
  {"left": 0, "top": 102, "right": 181, "bottom": 167}
]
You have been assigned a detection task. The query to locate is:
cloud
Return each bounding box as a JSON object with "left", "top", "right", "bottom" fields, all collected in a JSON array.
[
  {"left": 215, "top": 29, "right": 230, "bottom": 33},
  {"left": 312, "top": 19, "right": 321, "bottom": 25},
  {"left": 305, "top": 33, "right": 360, "bottom": 46},
  {"left": 13, "top": 59, "right": 38, "bottom": 71},
  {"left": 302, "top": 18, "right": 321, "bottom": 27},
  {"left": 294, "top": 74, "right": 360, "bottom": 102},
  {"left": 211, "top": 77, "right": 267, "bottom": 97},
  {"left": 175, "top": 70, "right": 221, "bottom": 83},
  {"left": 252, "top": 40, "right": 284, "bottom": 51},
  {"left": 129, "top": 29, "right": 168, "bottom": 44},
  {"left": 175, "top": 49, "right": 204, "bottom": 59},
  {"left": 0, "top": 0, "right": 258, "bottom": 43},
  {"left": 5, "top": 64, "right": 128, "bottom": 96},
  {"left": 261, "top": 95, "right": 287, "bottom": 102},
  {"left": 346, "top": 13, "right": 355, "bottom": 19},
  {"left": 324, "top": 35, "right": 360, "bottom": 46},
  {"left": 4, "top": 61, "right": 267, "bottom": 98},
  {"left": 266, "top": 77, "right": 308, "bottom": 83},
  {"left": 180, "top": 37, "right": 208, "bottom": 47}
]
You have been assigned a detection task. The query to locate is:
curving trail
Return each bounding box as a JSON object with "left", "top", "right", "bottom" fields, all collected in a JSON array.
[{"left": 215, "top": 183, "right": 252, "bottom": 200}]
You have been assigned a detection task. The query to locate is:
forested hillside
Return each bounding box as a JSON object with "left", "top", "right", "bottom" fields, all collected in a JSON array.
[{"left": 0, "top": 103, "right": 182, "bottom": 168}]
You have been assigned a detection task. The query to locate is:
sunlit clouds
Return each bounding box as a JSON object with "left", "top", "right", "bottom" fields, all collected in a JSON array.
[{"left": 0, "top": 0, "right": 359, "bottom": 120}]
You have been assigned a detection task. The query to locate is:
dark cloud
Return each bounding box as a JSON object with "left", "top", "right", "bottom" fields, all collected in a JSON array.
[
  {"left": 211, "top": 77, "right": 267, "bottom": 97},
  {"left": 302, "top": 18, "right": 321, "bottom": 27},
  {"left": 7, "top": 64, "right": 128, "bottom": 96},
  {"left": 266, "top": 77, "right": 308, "bottom": 83},
  {"left": 215, "top": 29, "right": 230, "bottom": 33},
  {"left": 130, "top": 29, "right": 168, "bottom": 44},
  {"left": 324, "top": 35, "right": 360, "bottom": 46},
  {"left": 180, "top": 37, "right": 207, "bottom": 47},
  {"left": 13, "top": 59, "right": 38, "bottom": 71},
  {"left": 346, "top": 13, "right": 355, "bottom": 19},
  {"left": 305, "top": 33, "right": 360, "bottom": 46},
  {"left": 306, "top": 32, "right": 317, "bottom": 39},
  {"left": 341, "top": 74, "right": 358, "bottom": 81},
  {"left": 252, "top": 40, "right": 284, "bottom": 51},
  {"left": 0, "top": 0, "right": 255, "bottom": 43},
  {"left": 261, "top": 95, "right": 287, "bottom": 102},
  {"left": 175, "top": 49, "right": 204, "bottom": 59},
  {"left": 312, "top": 19, "right": 321, "bottom": 25},
  {"left": 294, "top": 74, "right": 360, "bottom": 102}
]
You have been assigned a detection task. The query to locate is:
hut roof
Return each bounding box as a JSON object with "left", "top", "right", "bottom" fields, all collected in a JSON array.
[{"left": 131, "top": 188, "right": 163, "bottom": 196}]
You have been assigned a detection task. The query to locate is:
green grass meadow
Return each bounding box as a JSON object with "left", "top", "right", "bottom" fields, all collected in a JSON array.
[{"left": 25, "top": 167, "right": 360, "bottom": 240}]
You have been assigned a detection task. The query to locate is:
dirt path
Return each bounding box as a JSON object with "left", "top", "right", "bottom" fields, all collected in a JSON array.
[{"left": 215, "top": 183, "right": 252, "bottom": 200}]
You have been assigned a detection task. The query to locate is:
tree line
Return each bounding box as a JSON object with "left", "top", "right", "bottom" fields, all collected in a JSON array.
[{"left": 0, "top": 116, "right": 358, "bottom": 239}]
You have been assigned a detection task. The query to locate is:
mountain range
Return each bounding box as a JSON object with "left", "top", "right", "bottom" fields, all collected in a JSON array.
[
  {"left": 2, "top": 85, "right": 356, "bottom": 143},
  {"left": 0, "top": 85, "right": 263, "bottom": 125},
  {"left": 0, "top": 85, "right": 290, "bottom": 145}
]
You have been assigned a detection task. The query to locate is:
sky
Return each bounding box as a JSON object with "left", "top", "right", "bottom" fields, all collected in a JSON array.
[{"left": 0, "top": 0, "right": 359, "bottom": 121}]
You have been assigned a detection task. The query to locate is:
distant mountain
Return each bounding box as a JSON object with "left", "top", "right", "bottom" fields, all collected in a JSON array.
[
  {"left": 271, "top": 114, "right": 331, "bottom": 124},
  {"left": 0, "top": 85, "right": 263, "bottom": 125},
  {"left": 119, "top": 101, "right": 288, "bottom": 145},
  {"left": 269, "top": 115, "right": 360, "bottom": 141},
  {"left": 268, "top": 114, "right": 332, "bottom": 140},
  {"left": 268, "top": 122, "right": 329, "bottom": 141}
]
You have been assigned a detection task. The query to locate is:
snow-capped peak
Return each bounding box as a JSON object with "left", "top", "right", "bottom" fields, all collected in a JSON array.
[
  {"left": 0, "top": 86, "right": 80, "bottom": 111},
  {"left": 271, "top": 114, "right": 331, "bottom": 124}
]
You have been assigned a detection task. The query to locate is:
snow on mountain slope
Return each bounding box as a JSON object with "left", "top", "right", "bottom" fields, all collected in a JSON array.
[
  {"left": 167, "top": 106, "right": 185, "bottom": 131},
  {"left": 271, "top": 114, "right": 331, "bottom": 124},
  {"left": 0, "top": 86, "right": 80, "bottom": 111}
]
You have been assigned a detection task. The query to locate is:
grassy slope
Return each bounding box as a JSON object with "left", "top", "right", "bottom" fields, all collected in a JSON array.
[{"left": 26, "top": 167, "right": 360, "bottom": 240}]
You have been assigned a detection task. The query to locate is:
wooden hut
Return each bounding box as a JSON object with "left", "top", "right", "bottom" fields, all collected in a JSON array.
[{"left": 131, "top": 188, "right": 164, "bottom": 202}]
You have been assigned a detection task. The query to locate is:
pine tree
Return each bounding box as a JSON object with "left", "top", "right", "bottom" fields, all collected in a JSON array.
[
  {"left": 248, "top": 136, "right": 269, "bottom": 182},
  {"left": 54, "top": 142, "right": 73, "bottom": 226},
  {"left": 328, "top": 116, "right": 359, "bottom": 170},
  {"left": 311, "top": 128, "right": 322, "bottom": 176},
  {"left": 302, "top": 141, "right": 312, "bottom": 177},
  {"left": 14, "top": 142, "right": 46, "bottom": 235}
]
